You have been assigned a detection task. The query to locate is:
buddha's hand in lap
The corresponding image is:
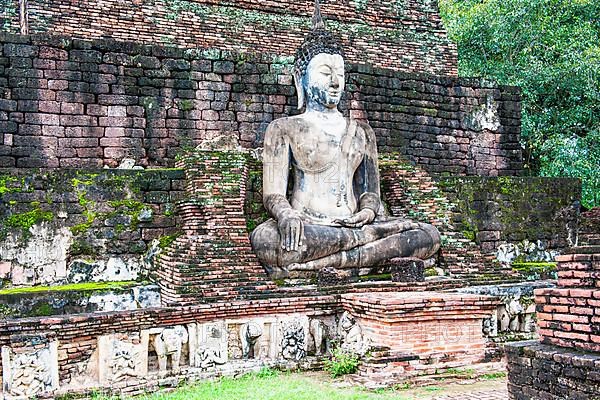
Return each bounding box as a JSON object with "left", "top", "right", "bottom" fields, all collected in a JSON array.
[
  {"left": 278, "top": 210, "right": 305, "bottom": 252},
  {"left": 333, "top": 209, "right": 376, "bottom": 229}
]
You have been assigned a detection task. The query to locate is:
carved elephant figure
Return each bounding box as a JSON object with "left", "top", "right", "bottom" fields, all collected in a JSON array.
[
  {"left": 309, "top": 319, "right": 328, "bottom": 356},
  {"left": 154, "top": 325, "right": 189, "bottom": 373}
]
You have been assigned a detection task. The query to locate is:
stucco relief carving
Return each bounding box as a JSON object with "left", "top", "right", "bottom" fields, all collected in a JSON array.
[
  {"left": 1, "top": 342, "right": 59, "bottom": 399},
  {"left": 279, "top": 317, "right": 309, "bottom": 360},
  {"left": 150, "top": 325, "right": 188, "bottom": 373},
  {"left": 241, "top": 322, "right": 263, "bottom": 359},
  {"left": 338, "top": 312, "right": 365, "bottom": 354},
  {"left": 308, "top": 319, "right": 329, "bottom": 356},
  {"left": 189, "top": 322, "right": 227, "bottom": 369},
  {"left": 98, "top": 331, "right": 148, "bottom": 384},
  {"left": 227, "top": 319, "right": 278, "bottom": 361}
]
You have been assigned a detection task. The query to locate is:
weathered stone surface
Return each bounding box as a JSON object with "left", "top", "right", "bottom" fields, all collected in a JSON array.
[{"left": 0, "top": 169, "right": 183, "bottom": 288}]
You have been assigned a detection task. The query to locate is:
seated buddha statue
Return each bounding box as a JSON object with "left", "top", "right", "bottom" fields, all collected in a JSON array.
[{"left": 250, "top": 0, "right": 441, "bottom": 277}]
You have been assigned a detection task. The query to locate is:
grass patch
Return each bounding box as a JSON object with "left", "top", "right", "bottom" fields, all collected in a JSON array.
[
  {"left": 89, "top": 371, "right": 417, "bottom": 400},
  {"left": 87, "top": 369, "right": 509, "bottom": 400},
  {"left": 0, "top": 281, "right": 139, "bottom": 295},
  {"left": 481, "top": 372, "right": 507, "bottom": 380}
]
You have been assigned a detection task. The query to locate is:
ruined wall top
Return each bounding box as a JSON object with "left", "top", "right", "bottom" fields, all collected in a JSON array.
[{"left": 0, "top": 0, "right": 458, "bottom": 76}]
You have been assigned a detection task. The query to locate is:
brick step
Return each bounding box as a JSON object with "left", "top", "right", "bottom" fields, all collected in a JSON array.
[
  {"left": 158, "top": 255, "right": 260, "bottom": 265},
  {"left": 156, "top": 269, "right": 266, "bottom": 281}
]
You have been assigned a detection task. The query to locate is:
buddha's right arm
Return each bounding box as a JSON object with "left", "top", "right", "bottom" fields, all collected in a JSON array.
[
  {"left": 262, "top": 121, "right": 294, "bottom": 220},
  {"left": 262, "top": 121, "right": 304, "bottom": 251}
]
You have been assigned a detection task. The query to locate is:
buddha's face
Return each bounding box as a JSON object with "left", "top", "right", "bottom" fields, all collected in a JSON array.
[{"left": 302, "top": 53, "right": 345, "bottom": 109}]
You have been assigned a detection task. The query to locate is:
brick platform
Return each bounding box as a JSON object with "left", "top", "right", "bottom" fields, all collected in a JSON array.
[{"left": 343, "top": 292, "right": 498, "bottom": 384}]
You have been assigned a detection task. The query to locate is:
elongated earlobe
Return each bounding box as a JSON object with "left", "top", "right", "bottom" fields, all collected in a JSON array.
[{"left": 293, "top": 70, "right": 305, "bottom": 110}]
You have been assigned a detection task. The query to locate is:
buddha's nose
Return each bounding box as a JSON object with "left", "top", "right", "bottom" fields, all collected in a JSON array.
[{"left": 331, "top": 74, "right": 340, "bottom": 88}]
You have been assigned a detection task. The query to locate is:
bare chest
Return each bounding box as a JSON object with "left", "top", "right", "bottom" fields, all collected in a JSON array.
[{"left": 290, "top": 126, "right": 366, "bottom": 174}]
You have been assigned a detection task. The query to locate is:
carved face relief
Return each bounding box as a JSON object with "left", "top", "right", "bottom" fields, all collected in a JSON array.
[{"left": 302, "top": 53, "right": 345, "bottom": 110}]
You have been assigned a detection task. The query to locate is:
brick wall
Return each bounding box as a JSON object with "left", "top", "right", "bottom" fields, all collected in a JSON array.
[
  {"left": 534, "top": 248, "right": 600, "bottom": 353},
  {"left": 157, "top": 151, "right": 278, "bottom": 305},
  {"left": 580, "top": 208, "right": 600, "bottom": 246},
  {"left": 0, "top": 168, "right": 183, "bottom": 286},
  {"left": 507, "top": 247, "right": 600, "bottom": 399},
  {"left": 380, "top": 162, "right": 580, "bottom": 278},
  {"left": 0, "top": 295, "right": 338, "bottom": 389},
  {"left": 0, "top": 0, "right": 458, "bottom": 76},
  {"left": 0, "top": 34, "right": 523, "bottom": 176},
  {"left": 506, "top": 341, "right": 600, "bottom": 400}
]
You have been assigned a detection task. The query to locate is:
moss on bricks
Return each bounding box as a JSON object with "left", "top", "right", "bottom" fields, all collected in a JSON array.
[
  {"left": 0, "top": 281, "right": 139, "bottom": 296},
  {"left": 158, "top": 233, "right": 180, "bottom": 249},
  {"left": 512, "top": 262, "right": 557, "bottom": 280},
  {"left": 2, "top": 202, "right": 54, "bottom": 240}
]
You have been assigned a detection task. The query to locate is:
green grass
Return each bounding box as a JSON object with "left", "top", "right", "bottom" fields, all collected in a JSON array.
[
  {"left": 90, "top": 371, "right": 421, "bottom": 400},
  {"left": 481, "top": 372, "right": 507, "bottom": 380},
  {"left": 88, "top": 370, "right": 508, "bottom": 400},
  {"left": 0, "top": 281, "right": 139, "bottom": 295}
]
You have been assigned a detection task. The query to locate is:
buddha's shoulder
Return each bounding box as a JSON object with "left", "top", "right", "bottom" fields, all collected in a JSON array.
[
  {"left": 265, "top": 116, "right": 311, "bottom": 136},
  {"left": 268, "top": 115, "right": 310, "bottom": 128},
  {"left": 354, "top": 119, "right": 376, "bottom": 142}
]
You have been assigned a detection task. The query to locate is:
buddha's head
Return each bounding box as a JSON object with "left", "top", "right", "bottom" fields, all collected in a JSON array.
[{"left": 293, "top": 0, "right": 345, "bottom": 110}]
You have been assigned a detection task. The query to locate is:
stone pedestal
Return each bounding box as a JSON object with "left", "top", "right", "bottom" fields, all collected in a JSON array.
[{"left": 341, "top": 291, "right": 497, "bottom": 385}]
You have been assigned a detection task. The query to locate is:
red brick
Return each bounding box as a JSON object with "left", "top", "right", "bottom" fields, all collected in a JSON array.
[
  {"left": 553, "top": 314, "right": 588, "bottom": 324},
  {"left": 570, "top": 289, "right": 593, "bottom": 298}
]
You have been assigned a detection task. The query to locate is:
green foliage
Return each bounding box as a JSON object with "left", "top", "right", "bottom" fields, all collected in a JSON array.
[
  {"left": 440, "top": 0, "right": 600, "bottom": 208},
  {"left": 0, "top": 176, "right": 21, "bottom": 195},
  {"left": 255, "top": 367, "right": 280, "bottom": 378},
  {"left": 323, "top": 347, "right": 360, "bottom": 378},
  {"left": 481, "top": 371, "right": 508, "bottom": 380}
]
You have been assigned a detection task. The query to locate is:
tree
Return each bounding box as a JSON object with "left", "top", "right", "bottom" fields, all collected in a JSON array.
[{"left": 439, "top": 0, "right": 600, "bottom": 208}]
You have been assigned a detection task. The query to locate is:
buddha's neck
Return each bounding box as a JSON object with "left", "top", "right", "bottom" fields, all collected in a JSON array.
[{"left": 303, "top": 106, "right": 344, "bottom": 122}]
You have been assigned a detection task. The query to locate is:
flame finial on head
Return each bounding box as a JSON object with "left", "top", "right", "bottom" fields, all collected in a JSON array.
[{"left": 312, "top": 0, "right": 325, "bottom": 30}]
